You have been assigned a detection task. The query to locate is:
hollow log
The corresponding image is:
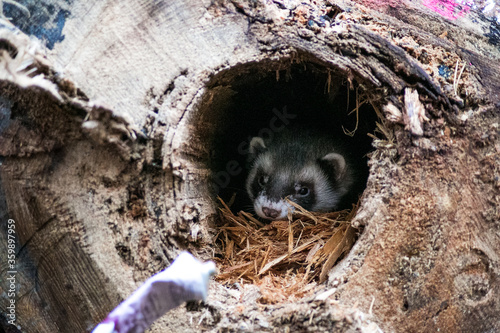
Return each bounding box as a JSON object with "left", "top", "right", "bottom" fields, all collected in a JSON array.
[{"left": 0, "top": 0, "right": 499, "bottom": 332}]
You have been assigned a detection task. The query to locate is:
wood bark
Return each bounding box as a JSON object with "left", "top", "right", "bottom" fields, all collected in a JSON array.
[{"left": 0, "top": 0, "right": 499, "bottom": 332}]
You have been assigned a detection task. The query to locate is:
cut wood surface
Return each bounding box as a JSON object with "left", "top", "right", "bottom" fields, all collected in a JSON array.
[{"left": 0, "top": 0, "right": 499, "bottom": 332}]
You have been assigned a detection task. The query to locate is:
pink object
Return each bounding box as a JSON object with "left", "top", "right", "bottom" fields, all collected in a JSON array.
[{"left": 422, "top": 0, "right": 472, "bottom": 20}]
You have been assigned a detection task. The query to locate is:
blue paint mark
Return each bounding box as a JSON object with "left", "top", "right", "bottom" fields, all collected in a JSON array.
[
  {"left": 28, "top": 10, "right": 69, "bottom": 50},
  {"left": 3, "top": 3, "right": 69, "bottom": 50},
  {"left": 438, "top": 64, "right": 452, "bottom": 79},
  {"left": 484, "top": 16, "right": 500, "bottom": 48}
]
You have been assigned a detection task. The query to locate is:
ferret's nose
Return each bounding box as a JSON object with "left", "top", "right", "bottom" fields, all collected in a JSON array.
[{"left": 262, "top": 207, "right": 280, "bottom": 219}]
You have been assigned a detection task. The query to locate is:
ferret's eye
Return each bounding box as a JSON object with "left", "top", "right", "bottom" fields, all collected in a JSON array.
[
  {"left": 258, "top": 176, "right": 267, "bottom": 187},
  {"left": 297, "top": 187, "right": 309, "bottom": 196}
]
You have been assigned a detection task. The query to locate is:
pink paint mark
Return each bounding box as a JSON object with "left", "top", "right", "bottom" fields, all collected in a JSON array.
[{"left": 422, "top": 0, "right": 472, "bottom": 20}]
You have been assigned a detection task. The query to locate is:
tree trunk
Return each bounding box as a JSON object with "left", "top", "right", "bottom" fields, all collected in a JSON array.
[{"left": 0, "top": 0, "right": 499, "bottom": 332}]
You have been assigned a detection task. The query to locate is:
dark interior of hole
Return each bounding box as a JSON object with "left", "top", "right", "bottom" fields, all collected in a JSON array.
[{"left": 205, "top": 62, "right": 377, "bottom": 216}]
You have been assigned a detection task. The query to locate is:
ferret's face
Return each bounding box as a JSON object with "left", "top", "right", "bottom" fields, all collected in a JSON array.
[{"left": 246, "top": 152, "right": 340, "bottom": 220}]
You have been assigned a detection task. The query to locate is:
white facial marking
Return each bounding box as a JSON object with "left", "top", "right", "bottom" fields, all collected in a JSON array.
[
  {"left": 246, "top": 152, "right": 274, "bottom": 201},
  {"left": 254, "top": 195, "right": 294, "bottom": 220}
]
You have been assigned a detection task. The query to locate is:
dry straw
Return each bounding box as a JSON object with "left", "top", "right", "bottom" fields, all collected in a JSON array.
[{"left": 214, "top": 197, "right": 358, "bottom": 303}]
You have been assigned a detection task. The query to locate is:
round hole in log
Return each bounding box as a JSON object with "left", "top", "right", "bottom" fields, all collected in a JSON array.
[
  {"left": 190, "top": 56, "right": 380, "bottom": 290},
  {"left": 195, "top": 59, "right": 377, "bottom": 213}
]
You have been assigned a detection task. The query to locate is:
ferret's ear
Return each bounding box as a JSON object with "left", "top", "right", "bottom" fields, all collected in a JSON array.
[
  {"left": 321, "top": 153, "right": 346, "bottom": 181},
  {"left": 249, "top": 137, "right": 266, "bottom": 154},
  {"left": 248, "top": 137, "right": 267, "bottom": 163}
]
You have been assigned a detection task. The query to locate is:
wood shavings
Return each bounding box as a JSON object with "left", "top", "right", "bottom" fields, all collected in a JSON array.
[
  {"left": 382, "top": 102, "right": 403, "bottom": 123},
  {"left": 404, "top": 88, "right": 429, "bottom": 136},
  {"left": 215, "top": 197, "right": 359, "bottom": 303}
]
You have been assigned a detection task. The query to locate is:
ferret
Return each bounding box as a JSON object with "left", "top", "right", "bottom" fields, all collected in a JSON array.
[{"left": 246, "top": 130, "right": 356, "bottom": 220}]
